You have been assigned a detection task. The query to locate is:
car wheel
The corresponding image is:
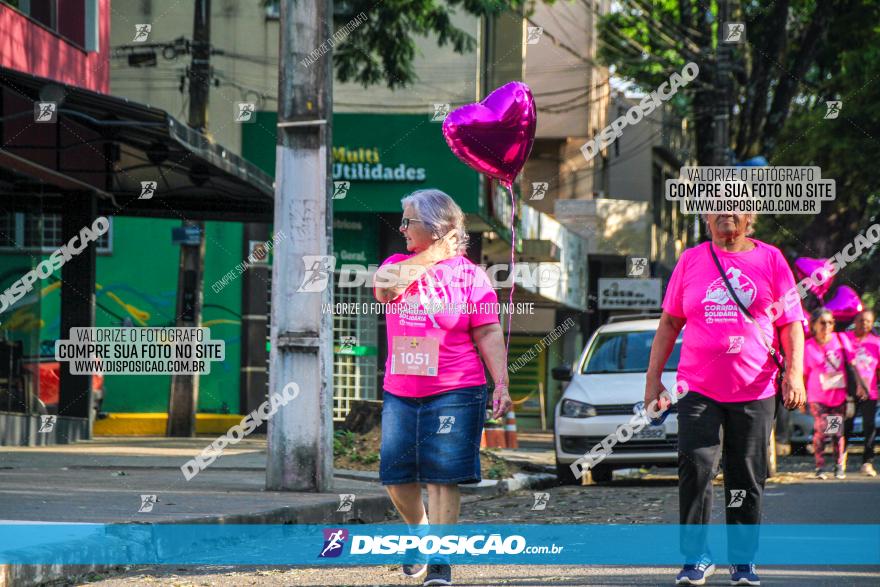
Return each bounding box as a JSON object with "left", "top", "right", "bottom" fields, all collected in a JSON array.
[
  {"left": 590, "top": 464, "right": 613, "bottom": 483},
  {"left": 555, "top": 459, "right": 581, "bottom": 486},
  {"left": 790, "top": 442, "right": 808, "bottom": 455}
]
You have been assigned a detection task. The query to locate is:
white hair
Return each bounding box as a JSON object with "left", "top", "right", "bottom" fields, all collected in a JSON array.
[{"left": 401, "top": 189, "right": 469, "bottom": 254}]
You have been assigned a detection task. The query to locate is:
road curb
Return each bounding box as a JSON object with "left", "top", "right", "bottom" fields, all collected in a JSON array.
[
  {"left": 459, "top": 472, "right": 558, "bottom": 497},
  {"left": 0, "top": 494, "right": 393, "bottom": 587}
]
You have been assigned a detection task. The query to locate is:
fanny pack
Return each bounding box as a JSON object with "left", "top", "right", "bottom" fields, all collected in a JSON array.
[{"left": 708, "top": 243, "right": 786, "bottom": 404}]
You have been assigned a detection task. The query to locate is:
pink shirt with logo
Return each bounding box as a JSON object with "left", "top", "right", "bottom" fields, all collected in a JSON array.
[
  {"left": 803, "top": 335, "right": 853, "bottom": 407},
  {"left": 662, "top": 239, "right": 805, "bottom": 403},
  {"left": 374, "top": 254, "right": 499, "bottom": 398},
  {"left": 844, "top": 331, "right": 880, "bottom": 400}
]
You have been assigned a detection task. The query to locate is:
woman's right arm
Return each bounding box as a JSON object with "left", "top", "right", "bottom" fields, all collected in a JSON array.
[
  {"left": 374, "top": 231, "right": 458, "bottom": 303},
  {"left": 644, "top": 311, "right": 687, "bottom": 408}
]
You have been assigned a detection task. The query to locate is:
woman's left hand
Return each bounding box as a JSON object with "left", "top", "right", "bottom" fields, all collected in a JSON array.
[{"left": 492, "top": 383, "right": 512, "bottom": 420}]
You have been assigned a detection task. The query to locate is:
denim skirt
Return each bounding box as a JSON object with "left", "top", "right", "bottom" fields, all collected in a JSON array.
[{"left": 379, "top": 385, "right": 487, "bottom": 485}]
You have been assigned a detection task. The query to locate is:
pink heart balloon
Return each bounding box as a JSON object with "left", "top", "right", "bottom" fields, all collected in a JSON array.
[
  {"left": 793, "top": 257, "right": 835, "bottom": 300},
  {"left": 442, "top": 82, "right": 536, "bottom": 187},
  {"left": 824, "top": 285, "right": 863, "bottom": 322}
]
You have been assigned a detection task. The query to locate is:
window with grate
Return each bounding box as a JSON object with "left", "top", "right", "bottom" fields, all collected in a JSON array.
[
  {"left": 0, "top": 213, "right": 111, "bottom": 253},
  {"left": 332, "top": 270, "right": 378, "bottom": 421},
  {"left": 264, "top": 268, "right": 378, "bottom": 422}
]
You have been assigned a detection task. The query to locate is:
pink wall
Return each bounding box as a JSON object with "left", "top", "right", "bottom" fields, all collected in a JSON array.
[{"left": 0, "top": 0, "right": 110, "bottom": 94}]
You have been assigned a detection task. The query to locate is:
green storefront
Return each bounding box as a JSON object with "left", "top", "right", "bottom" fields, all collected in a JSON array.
[{"left": 0, "top": 113, "right": 487, "bottom": 424}]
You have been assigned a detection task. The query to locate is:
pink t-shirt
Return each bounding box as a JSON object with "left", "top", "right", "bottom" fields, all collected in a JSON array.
[
  {"left": 662, "top": 239, "right": 805, "bottom": 403},
  {"left": 844, "top": 331, "right": 880, "bottom": 400},
  {"left": 374, "top": 254, "right": 499, "bottom": 398},
  {"left": 803, "top": 335, "right": 853, "bottom": 407}
]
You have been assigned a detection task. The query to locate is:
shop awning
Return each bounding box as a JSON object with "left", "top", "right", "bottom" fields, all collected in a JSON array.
[{"left": 0, "top": 67, "right": 274, "bottom": 222}]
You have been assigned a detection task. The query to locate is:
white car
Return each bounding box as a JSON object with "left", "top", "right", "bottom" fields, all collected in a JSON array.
[{"left": 552, "top": 316, "right": 683, "bottom": 484}]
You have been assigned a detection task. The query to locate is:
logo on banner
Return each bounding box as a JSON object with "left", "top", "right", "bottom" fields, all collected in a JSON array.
[
  {"left": 139, "top": 494, "right": 157, "bottom": 512},
  {"left": 319, "top": 528, "right": 349, "bottom": 558},
  {"left": 437, "top": 416, "right": 456, "bottom": 434},
  {"left": 825, "top": 415, "right": 843, "bottom": 435},
  {"left": 332, "top": 181, "right": 350, "bottom": 200},
  {"left": 298, "top": 255, "right": 336, "bottom": 292},
  {"left": 723, "top": 22, "right": 745, "bottom": 43},
  {"left": 530, "top": 182, "right": 548, "bottom": 201},
  {"left": 35, "top": 102, "right": 57, "bottom": 123},
  {"left": 38, "top": 415, "right": 56, "bottom": 432},
  {"left": 139, "top": 181, "right": 157, "bottom": 200},
  {"left": 702, "top": 268, "right": 757, "bottom": 324},
  {"left": 824, "top": 101, "right": 842, "bottom": 120},
  {"left": 727, "top": 489, "right": 746, "bottom": 508},
  {"left": 337, "top": 494, "right": 356, "bottom": 512},
  {"left": 531, "top": 492, "right": 550, "bottom": 510},
  {"left": 727, "top": 336, "right": 744, "bottom": 354},
  {"left": 628, "top": 257, "right": 648, "bottom": 277}
]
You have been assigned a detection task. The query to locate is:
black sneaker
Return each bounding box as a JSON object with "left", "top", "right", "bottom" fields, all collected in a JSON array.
[
  {"left": 423, "top": 563, "right": 452, "bottom": 586},
  {"left": 402, "top": 563, "right": 427, "bottom": 578}
]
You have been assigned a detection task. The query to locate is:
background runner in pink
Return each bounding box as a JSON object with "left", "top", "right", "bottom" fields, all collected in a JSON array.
[
  {"left": 662, "top": 239, "right": 804, "bottom": 402},
  {"left": 374, "top": 253, "right": 499, "bottom": 398},
  {"left": 803, "top": 334, "right": 851, "bottom": 406},
  {"left": 844, "top": 329, "right": 880, "bottom": 401}
]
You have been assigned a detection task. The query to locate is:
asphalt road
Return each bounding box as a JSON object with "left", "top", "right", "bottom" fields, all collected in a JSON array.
[{"left": 75, "top": 458, "right": 880, "bottom": 587}]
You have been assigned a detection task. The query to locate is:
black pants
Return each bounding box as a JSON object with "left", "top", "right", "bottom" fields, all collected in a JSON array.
[
  {"left": 678, "top": 392, "right": 776, "bottom": 564},
  {"left": 844, "top": 398, "right": 877, "bottom": 464}
]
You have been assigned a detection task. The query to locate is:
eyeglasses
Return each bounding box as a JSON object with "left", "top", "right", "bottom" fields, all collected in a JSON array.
[
  {"left": 399, "top": 218, "right": 424, "bottom": 230},
  {"left": 817, "top": 320, "right": 835, "bottom": 325}
]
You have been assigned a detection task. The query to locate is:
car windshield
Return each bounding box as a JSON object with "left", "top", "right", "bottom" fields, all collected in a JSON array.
[{"left": 581, "top": 330, "right": 682, "bottom": 374}]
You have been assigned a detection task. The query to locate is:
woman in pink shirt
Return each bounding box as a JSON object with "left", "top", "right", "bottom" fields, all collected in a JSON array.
[
  {"left": 803, "top": 308, "right": 852, "bottom": 479},
  {"left": 373, "top": 189, "right": 511, "bottom": 587},
  {"left": 843, "top": 309, "right": 879, "bottom": 477},
  {"left": 646, "top": 213, "right": 806, "bottom": 586}
]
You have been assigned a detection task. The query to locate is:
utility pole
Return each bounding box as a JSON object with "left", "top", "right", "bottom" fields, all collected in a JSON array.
[
  {"left": 713, "top": 0, "right": 732, "bottom": 166},
  {"left": 266, "top": 0, "right": 334, "bottom": 490},
  {"left": 167, "top": 0, "right": 210, "bottom": 437}
]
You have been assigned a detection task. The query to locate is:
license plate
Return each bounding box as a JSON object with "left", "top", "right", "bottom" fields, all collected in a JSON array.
[{"left": 633, "top": 427, "right": 666, "bottom": 440}]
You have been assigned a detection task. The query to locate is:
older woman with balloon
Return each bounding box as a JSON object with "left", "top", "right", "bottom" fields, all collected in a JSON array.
[{"left": 371, "top": 82, "right": 536, "bottom": 587}]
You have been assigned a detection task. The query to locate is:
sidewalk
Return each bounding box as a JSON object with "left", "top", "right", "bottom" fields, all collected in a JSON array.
[
  {"left": 0, "top": 434, "right": 558, "bottom": 586},
  {"left": 0, "top": 436, "right": 393, "bottom": 587},
  {"left": 0, "top": 436, "right": 391, "bottom": 525}
]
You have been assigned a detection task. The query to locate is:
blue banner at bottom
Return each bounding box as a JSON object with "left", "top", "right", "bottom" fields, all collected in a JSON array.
[{"left": 0, "top": 524, "right": 877, "bottom": 565}]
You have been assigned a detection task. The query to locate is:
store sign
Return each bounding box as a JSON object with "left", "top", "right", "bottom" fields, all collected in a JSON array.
[
  {"left": 333, "top": 215, "right": 378, "bottom": 265},
  {"left": 332, "top": 146, "right": 426, "bottom": 183},
  {"left": 597, "top": 278, "right": 662, "bottom": 309},
  {"left": 241, "top": 112, "right": 480, "bottom": 214}
]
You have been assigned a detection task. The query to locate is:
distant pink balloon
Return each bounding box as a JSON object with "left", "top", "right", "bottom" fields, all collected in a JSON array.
[
  {"left": 824, "top": 285, "right": 863, "bottom": 321},
  {"left": 442, "top": 82, "right": 536, "bottom": 187},
  {"left": 793, "top": 257, "right": 835, "bottom": 300}
]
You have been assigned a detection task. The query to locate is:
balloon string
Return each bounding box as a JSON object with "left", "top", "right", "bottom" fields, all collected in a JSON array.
[{"left": 505, "top": 182, "right": 515, "bottom": 368}]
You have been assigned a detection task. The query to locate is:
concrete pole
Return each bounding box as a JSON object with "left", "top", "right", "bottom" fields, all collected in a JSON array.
[
  {"left": 266, "top": 0, "right": 334, "bottom": 491},
  {"left": 167, "top": 0, "right": 210, "bottom": 437},
  {"left": 713, "top": 0, "right": 732, "bottom": 166}
]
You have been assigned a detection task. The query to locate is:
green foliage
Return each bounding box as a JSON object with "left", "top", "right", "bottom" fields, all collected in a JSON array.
[
  {"left": 596, "top": 0, "right": 880, "bottom": 161},
  {"left": 758, "top": 40, "right": 880, "bottom": 300},
  {"left": 333, "top": 429, "right": 380, "bottom": 464},
  {"left": 486, "top": 462, "right": 507, "bottom": 479},
  {"left": 597, "top": 0, "right": 880, "bottom": 299},
  {"left": 331, "top": 1, "right": 544, "bottom": 89},
  {"left": 333, "top": 429, "right": 356, "bottom": 456}
]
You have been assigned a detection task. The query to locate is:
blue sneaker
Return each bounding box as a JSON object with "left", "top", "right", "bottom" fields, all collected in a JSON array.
[
  {"left": 675, "top": 557, "right": 715, "bottom": 585},
  {"left": 729, "top": 564, "right": 760, "bottom": 586}
]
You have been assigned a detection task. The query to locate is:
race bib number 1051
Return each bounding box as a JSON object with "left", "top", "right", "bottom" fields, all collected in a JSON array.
[{"left": 391, "top": 336, "right": 439, "bottom": 376}]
